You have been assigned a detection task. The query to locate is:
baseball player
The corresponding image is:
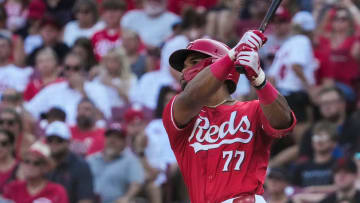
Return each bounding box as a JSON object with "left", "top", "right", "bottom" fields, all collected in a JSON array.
[{"left": 162, "top": 30, "right": 297, "bottom": 203}]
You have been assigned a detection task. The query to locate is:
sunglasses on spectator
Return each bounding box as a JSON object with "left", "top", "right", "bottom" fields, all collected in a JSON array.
[
  {"left": 23, "top": 159, "right": 45, "bottom": 167},
  {"left": 65, "top": 65, "right": 82, "bottom": 72},
  {"left": 0, "top": 119, "right": 16, "bottom": 127},
  {"left": 46, "top": 136, "right": 66, "bottom": 144},
  {"left": 0, "top": 140, "right": 10, "bottom": 147}
]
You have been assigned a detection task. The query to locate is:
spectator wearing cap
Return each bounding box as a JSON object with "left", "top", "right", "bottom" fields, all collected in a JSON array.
[
  {"left": 260, "top": 6, "right": 291, "bottom": 70},
  {"left": 0, "top": 34, "right": 32, "bottom": 96},
  {"left": 25, "top": 52, "right": 112, "bottom": 125},
  {"left": 87, "top": 122, "right": 144, "bottom": 203},
  {"left": 2, "top": 141, "right": 69, "bottom": 203},
  {"left": 23, "top": 47, "right": 64, "bottom": 101},
  {"left": 46, "top": 121, "right": 95, "bottom": 203},
  {"left": 264, "top": 168, "right": 291, "bottom": 203},
  {"left": 121, "top": 0, "right": 180, "bottom": 47},
  {"left": 70, "top": 98, "right": 106, "bottom": 157},
  {"left": 0, "top": 129, "right": 19, "bottom": 193},
  {"left": 319, "top": 158, "right": 360, "bottom": 203},
  {"left": 268, "top": 11, "right": 318, "bottom": 167},
  {"left": 63, "top": 0, "right": 105, "bottom": 47},
  {"left": 26, "top": 15, "right": 70, "bottom": 67},
  {"left": 91, "top": 0, "right": 126, "bottom": 61}
]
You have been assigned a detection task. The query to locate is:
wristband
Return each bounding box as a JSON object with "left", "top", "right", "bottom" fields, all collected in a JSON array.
[
  {"left": 210, "top": 54, "right": 234, "bottom": 81},
  {"left": 256, "top": 81, "right": 279, "bottom": 105}
]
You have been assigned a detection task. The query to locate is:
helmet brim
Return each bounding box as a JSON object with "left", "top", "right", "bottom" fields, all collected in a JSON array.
[{"left": 169, "top": 49, "right": 205, "bottom": 72}]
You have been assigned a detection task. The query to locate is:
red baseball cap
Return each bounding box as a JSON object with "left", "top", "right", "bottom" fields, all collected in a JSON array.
[{"left": 274, "top": 6, "right": 291, "bottom": 22}]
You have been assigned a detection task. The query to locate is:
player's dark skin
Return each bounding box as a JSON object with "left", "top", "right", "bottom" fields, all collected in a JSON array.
[{"left": 173, "top": 53, "right": 292, "bottom": 129}]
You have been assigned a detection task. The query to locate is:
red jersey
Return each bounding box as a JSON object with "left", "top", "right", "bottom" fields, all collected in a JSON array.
[
  {"left": 2, "top": 180, "right": 69, "bottom": 203},
  {"left": 315, "top": 36, "right": 360, "bottom": 88},
  {"left": 70, "top": 126, "right": 105, "bottom": 157},
  {"left": 91, "top": 29, "right": 122, "bottom": 61},
  {"left": 162, "top": 96, "right": 296, "bottom": 203}
]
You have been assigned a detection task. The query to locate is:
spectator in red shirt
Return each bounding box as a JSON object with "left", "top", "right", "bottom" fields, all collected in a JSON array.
[
  {"left": 91, "top": 0, "right": 127, "bottom": 61},
  {"left": 2, "top": 141, "right": 69, "bottom": 203},
  {"left": 70, "top": 98, "right": 105, "bottom": 157},
  {"left": 0, "top": 129, "right": 18, "bottom": 193},
  {"left": 23, "top": 47, "right": 64, "bottom": 101}
]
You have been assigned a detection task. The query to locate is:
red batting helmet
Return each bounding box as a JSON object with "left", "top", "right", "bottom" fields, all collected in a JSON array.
[{"left": 169, "top": 38, "right": 240, "bottom": 93}]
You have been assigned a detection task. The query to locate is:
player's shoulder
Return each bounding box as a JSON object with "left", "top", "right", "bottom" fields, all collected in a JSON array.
[{"left": 233, "top": 99, "right": 260, "bottom": 109}]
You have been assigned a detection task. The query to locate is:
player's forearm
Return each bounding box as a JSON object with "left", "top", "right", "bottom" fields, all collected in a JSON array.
[{"left": 257, "top": 82, "right": 293, "bottom": 129}]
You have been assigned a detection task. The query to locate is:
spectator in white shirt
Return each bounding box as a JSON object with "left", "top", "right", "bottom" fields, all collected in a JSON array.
[
  {"left": 121, "top": 0, "right": 180, "bottom": 47},
  {"left": 63, "top": 0, "right": 105, "bottom": 47},
  {"left": 0, "top": 35, "right": 32, "bottom": 96},
  {"left": 25, "top": 52, "right": 112, "bottom": 125}
]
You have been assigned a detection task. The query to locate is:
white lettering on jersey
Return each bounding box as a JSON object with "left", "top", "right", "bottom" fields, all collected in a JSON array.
[{"left": 189, "top": 111, "right": 253, "bottom": 153}]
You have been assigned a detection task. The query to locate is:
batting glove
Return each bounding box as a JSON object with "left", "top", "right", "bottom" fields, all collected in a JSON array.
[
  {"left": 228, "top": 30, "right": 267, "bottom": 60},
  {"left": 235, "top": 46, "right": 266, "bottom": 88}
]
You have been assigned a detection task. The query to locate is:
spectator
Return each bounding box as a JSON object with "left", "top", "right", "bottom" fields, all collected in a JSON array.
[
  {"left": 1, "top": 88, "right": 36, "bottom": 137},
  {"left": 121, "top": 0, "right": 180, "bottom": 47},
  {"left": 0, "top": 4, "right": 25, "bottom": 67},
  {"left": 319, "top": 158, "right": 360, "bottom": 203},
  {"left": 46, "top": 121, "right": 95, "bottom": 203},
  {"left": 71, "top": 37, "right": 97, "bottom": 72},
  {"left": 315, "top": 6, "right": 360, "bottom": 100},
  {"left": 122, "top": 29, "right": 147, "bottom": 79},
  {"left": 87, "top": 122, "right": 144, "bottom": 203},
  {"left": 0, "top": 129, "right": 18, "bottom": 193},
  {"left": 63, "top": 0, "right": 105, "bottom": 47},
  {"left": 70, "top": 98, "right": 105, "bottom": 157},
  {"left": 0, "top": 108, "right": 35, "bottom": 160},
  {"left": 26, "top": 15, "right": 70, "bottom": 66},
  {"left": 292, "top": 121, "right": 338, "bottom": 188},
  {"left": 0, "top": 35, "right": 32, "bottom": 95},
  {"left": 23, "top": 47, "right": 64, "bottom": 101},
  {"left": 25, "top": 52, "right": 112, "bottom": 125},
  {"left": 94, "top": 48, "right": 137, "bottom": 108},
  {"left": 43, "top": 0, "right": 75, "bottom": 26},
  {"left": 206, "top": 0, "right": 245, "bottom": 43},
  {"left": 260, "top": 6, "right": 291, "bottom": 70},
  {"left": 4, "top": 0, "right": 28, "bottom": 32},
  {"left": 2, "top": 141, "right": 69, "bottom": 203},
  {"left": 264, "top": 168, "right": 292, "bottom": 203},
  {"left": 299, "top": 87, "right": 357, "bottom": 159},
  {"left": 91, "top": 0, "right": 126, "bottom": 61},
  {"left": 141, "top": 86, "right": 178, "bottom": 203},
  {"left": 19, "top": 0, "right": 46, "bottom": 55}
]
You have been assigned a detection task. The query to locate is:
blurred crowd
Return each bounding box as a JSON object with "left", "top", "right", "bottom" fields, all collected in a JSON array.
[{"left": 0, "top": 0, "right": 358, "bottom": 202}]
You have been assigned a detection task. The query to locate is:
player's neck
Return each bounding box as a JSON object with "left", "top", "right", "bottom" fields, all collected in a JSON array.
[{"left": 206, "top": 86, "right": 235, "bottom": 108}]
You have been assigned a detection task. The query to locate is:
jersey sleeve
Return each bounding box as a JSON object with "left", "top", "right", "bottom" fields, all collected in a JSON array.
[
  {"left": 162, "top": 95, "right": 196, "bottom": 152},
  {"left": 258, "top": 101, "right": 297, "bottom": 138}
]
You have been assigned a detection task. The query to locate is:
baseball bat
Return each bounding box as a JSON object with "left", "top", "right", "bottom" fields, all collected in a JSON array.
[{"left": 236, "top": 0, "right": 283, "bottom": 73}]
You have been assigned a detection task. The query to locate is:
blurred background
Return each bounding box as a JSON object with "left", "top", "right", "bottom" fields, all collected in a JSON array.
[{"left": 0, "top": 0, "right": 359, "bottom": 202}]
